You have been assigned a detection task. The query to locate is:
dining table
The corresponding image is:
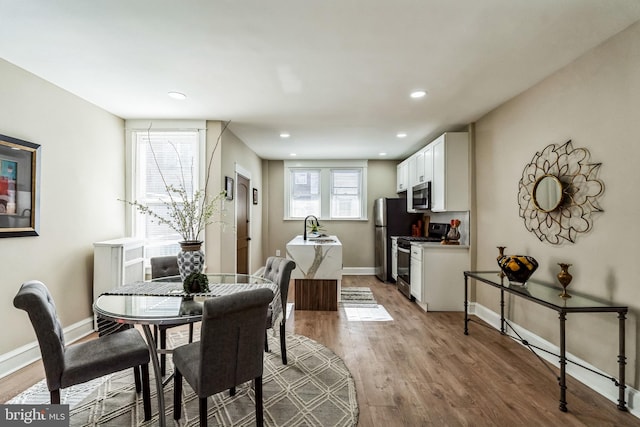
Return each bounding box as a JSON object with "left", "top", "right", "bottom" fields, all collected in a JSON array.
[{"left": 93, "top": 272, "right": 279, "bottom": 427}]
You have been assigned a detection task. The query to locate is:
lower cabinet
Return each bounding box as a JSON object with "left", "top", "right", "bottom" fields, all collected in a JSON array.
[
  {"left": 416, "top": 246, "right": 469, "bottom": 312},
  {"left": 410, "top": 245, "right": 422, "bottom": 301}
]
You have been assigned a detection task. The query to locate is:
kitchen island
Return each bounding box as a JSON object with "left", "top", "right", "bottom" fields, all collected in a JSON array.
[{"left": 286, "top": 235, "right": 342, "bottom": 311}]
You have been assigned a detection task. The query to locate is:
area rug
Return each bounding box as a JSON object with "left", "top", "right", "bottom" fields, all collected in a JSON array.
[
  {"left": 340, "top": 287, "right": 378, "bottom": 307},
  {"left": 8, "top": 331, "right": 358, "bottom": 427}
]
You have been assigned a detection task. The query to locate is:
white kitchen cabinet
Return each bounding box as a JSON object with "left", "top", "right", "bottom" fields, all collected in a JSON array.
[
  {"left": 93, "top": 237, "right": 145, "bottom": 328},
  {"left": 414, "top": 144, "right": 433, "bottom": 186},
  {"left": 431, "top": 132, "right": 469, "bottom": 212},
  {"left": 391, "top": 237, "right": 398, "bottom": 281},
  {"left": 410, "top": 245, "right": 422, "bottom": 301},
  {"left": 417, "top": 246, "right": 469, "bottom": 312},
  {"left": 396, "top": 159, "right": 409, "bottom": 193}
]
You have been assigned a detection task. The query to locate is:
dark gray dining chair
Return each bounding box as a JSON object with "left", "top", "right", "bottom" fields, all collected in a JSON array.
[
  {"left": 13, "top": 280, "right": 151, "bottom": 420},
  {"left": 150, "top": 255, "right": 195, "bottom": 376},
  {"left": 173, "top": 287, "right": 273, "bottom": 427},
  {"left": 261, "top": 256, "right": 296, "bottom": 364}
]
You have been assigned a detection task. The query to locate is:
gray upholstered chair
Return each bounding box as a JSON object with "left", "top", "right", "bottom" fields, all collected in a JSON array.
[
  {"left": 150, "top": 255, "right": 194, "bottom": 376},
  {"left": 261, "top": 256, "right": 296, "bottom": 365},
  {"left": 173, "top": 288, "right": 273, "bottom": 427},
  {"left": 13, "top": 281, "right": 151, "bottom": 420}
]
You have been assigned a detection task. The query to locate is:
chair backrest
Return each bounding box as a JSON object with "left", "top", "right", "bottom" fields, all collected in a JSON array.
[
  {"left": 150, "top": 255, "right": 179, "bottom": 279},
  {"left": 262, "top": 257, "right": 296, "bottom": 321},
  {"left": 13, "top": 281, "right": 66, "bottom": 391},
  {"left": 198, "top": 288, "right": 273, "bottom": 396}
]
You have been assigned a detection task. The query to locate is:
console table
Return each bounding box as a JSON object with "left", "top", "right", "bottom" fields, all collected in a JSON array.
[{"left": 464, "top": 271, "right": 628, "bottom": 412}]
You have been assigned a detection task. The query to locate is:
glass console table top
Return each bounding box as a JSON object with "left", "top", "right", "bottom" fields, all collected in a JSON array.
[{"left": 466, "top": 271, "right": 627, "bottom": 312}]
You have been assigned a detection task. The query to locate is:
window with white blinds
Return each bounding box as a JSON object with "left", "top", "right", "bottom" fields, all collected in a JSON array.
[
  {"left": 130, "top": 130, "right": 201, "bottom": 260},
  {"left": 284, "top": 161, "right": 367, "bottom": 220}
]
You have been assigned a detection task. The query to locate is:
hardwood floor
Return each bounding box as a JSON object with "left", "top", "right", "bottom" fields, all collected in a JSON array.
[{"left": 1, "top": 275, "right": 638, "bottom": 426}]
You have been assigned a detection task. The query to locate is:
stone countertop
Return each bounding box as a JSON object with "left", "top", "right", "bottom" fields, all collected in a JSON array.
[
  {"left": 412, "top": 241, "right": 470, "bottom": 249},
  {"left": 287, "top": 235, "right": 342, "bottom": 246}
]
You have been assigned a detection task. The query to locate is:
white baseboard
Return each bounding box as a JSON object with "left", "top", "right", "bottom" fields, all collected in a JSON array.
[
  {"left": 0, "top": 317, "right": 95, "bottom": 380},
  {"left": 342, "top": 267, "right": 375, "bottom": 275},
  {"left": 470, "top": 302, "right": 639, "bottom": 418}
]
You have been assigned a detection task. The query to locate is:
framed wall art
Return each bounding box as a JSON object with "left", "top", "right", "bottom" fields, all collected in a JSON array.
[
  {"left": 225, "top": 176, "right": 234, "bottom": 200},
  {"left": 252, "top": 188, "right": 258, "bottom": 205},
  {"left": 0, "top": 134, "right": 41, "bottom": 237}
]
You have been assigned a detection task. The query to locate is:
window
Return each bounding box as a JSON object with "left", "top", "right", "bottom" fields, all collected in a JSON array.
[
  {"left": 284, "top": 161, "right": 367, "bottom": 220},
  {"left": 126, "top": 121, "right": 206, "bottom": 262}
]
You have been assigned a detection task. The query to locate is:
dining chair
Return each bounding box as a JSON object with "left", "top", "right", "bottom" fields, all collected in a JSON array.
[
  {"left": 173, "top": 287, "right": 273, "bottom": 427},
  {"left": 261, "top": 256, "right": 296, "bottom": 365},
  {"left": 13, "top": 280, "right": 151, "bottom": 420},
  {"left": 150, "top": 255, "right": 195, "bottom": 376}
]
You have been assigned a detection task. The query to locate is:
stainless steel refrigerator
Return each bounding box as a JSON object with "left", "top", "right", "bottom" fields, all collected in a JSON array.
[{"left": 374, "top": 198, "right": 422, "bottom": 282}]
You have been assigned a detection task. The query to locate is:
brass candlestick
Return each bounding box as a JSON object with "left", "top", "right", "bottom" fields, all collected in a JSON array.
[{"left": 497, "top": 246, "right": 506, "bottom": 279}]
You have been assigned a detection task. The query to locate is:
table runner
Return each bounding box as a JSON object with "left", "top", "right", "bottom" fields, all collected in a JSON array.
[{"left": 103, "top": 280, "right": 282, "bottom": 325}]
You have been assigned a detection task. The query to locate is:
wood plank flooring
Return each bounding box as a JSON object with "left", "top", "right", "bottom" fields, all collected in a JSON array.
[{"left": 1, "top": 275, "right": 638, "bottom": 426}]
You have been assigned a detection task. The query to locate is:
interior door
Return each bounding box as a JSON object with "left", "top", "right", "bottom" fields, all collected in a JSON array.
[{"left": 236, "top": 174, "right": 250, "bottom": 274}]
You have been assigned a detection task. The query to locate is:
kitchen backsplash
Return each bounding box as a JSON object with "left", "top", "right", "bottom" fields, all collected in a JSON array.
[{"left": 424, "top": 211, "right": 470, "bottom": 246}]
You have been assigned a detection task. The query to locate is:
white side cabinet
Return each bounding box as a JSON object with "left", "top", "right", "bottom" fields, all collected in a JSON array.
[
  {"left": 431, "top": 132, "right": 469, "bottom": 212},
  {"left": 418, "top": 246, "right": 469, "bottom": 312},
  {"left": 93, "top": 238, "right": 145, "bottom": 328},
  {"left": 410, "top": 245, "right": 422, "bottom": 301},
  {"left": 396, "top": 159, "right": 409, "bottom": 193},
  {"left": 391, "top": 237, "right": 398, "bottom": 281}
]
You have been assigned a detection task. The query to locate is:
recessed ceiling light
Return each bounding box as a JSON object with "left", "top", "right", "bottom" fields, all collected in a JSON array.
[
  {"left": 396, "top": 132, "right": 407, "bottom": 138},
  {"left": 379, "top": 152, "right": 387, "bottom": 156},
  {"left": 410, "top": 90, "right": 427, "bottom": 99},
  {"left": 168, "top": 91, "right": 187, "bottom": 100},
  {"left": 290, "top": 153, "right": 297, "bottom": 156},
  {"left": 280, "top": 133, "right": 290, "bottom": 138}
]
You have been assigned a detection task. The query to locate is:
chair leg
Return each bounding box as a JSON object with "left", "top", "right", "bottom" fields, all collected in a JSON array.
[
  {"left": 280, "top": 322, "right": 287, "bottom": 365},
  {"left": 264, "top": 331, "right": 269, "bottom": 352},
  {"left": 133, "top": 366, "right": 142, "bottom": 393},
  {"left": 229, "top": 387, "right": 236, "bottom": 396},
  {"left": 255, "top": 377, "right": 264, "bottom": 427},
  {"left": 199, "top": 397, "right": 208, "bottom": 427},
  {"left": 141, "top": 364, "right": 151, "bottom": 421},
  {"left": 173, "top": 368, "right": 183, "bottom": 421},
  {"left": 160, "top": 328, "right": 167, "bottom": 376},
  {"left": 188, "top": 323, "right": 194, "bottom": 343},
  {"left": 50, "top": 389, "right": 60, "bottom": 404}
]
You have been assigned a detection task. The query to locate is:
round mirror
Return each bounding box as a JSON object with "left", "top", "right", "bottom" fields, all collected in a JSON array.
[{"left": 533, "top": 175, "right": 563, "bottom": 212}]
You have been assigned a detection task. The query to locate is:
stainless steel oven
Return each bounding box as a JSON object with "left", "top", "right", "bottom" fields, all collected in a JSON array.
[{"left": 396, "top": 239, "right": 412, "bottom": 299}]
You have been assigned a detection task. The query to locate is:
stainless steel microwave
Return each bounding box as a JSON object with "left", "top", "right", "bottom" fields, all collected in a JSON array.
[{"left": 412, "top": 181, "right": 431, "bottom": 210}]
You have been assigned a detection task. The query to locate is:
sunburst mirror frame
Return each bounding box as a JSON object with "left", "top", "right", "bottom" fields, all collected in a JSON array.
[{"left": 517, "top": 140, "right": 604, "bottom": 245}]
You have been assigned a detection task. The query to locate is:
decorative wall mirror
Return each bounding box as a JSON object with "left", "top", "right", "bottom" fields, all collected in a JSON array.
[
  {"left": 517, "top": 140, "right": 604, "bottom": 245},
  {"left": 0, "top": 134, "right": 41, "bottom": 237}
]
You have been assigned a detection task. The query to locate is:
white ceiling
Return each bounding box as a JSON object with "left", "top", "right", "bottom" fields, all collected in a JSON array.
[{"left": 1, "top": 1, "right": 639, "bottom": 160}]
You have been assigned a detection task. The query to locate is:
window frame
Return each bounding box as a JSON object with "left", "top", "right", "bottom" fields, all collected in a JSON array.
[
  {"left": 284, "top": 160, "right": 368, "bottom": 220},
  {"left": 125, "top": 120, "right": 207, "bottom": 264}
]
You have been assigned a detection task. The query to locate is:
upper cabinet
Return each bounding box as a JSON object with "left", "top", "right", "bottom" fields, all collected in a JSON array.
[
  {"left": 431, "top": 132, "right": 469, "bottom": 212},
  {"left": 414, "top": 144, "right": 433, "bottom": 187},
  {"left": 396, "top": 159, "right": 409, "bottom": 193}
]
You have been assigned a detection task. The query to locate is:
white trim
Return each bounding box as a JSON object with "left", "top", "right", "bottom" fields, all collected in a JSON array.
[
  {"left": 125, "top": 119, "right": 207, "bottom": 131},
  {"left": 342, "top": 267, "right": 375, "bottom": 275},
  {"left": 471, "top": 302, "right": 640, "bottom": 419},
  {"left": 0, "top": 317, "right": 95, "bottom": 380}
]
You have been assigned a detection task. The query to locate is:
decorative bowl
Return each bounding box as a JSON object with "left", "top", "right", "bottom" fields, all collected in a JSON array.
[{"left": 497, "top": 255, "right": 539, "bottom": 285}]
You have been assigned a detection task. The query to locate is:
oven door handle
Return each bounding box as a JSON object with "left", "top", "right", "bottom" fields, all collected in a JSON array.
[{"left": 398, "top": 247, "right": 410, "bottom": 254}]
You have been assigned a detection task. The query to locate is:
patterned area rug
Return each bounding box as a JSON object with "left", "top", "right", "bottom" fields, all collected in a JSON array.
[
  {"left": 9, "top": 331, "right": 358, "bottom": 427},
  {"left": 340, "top": 287, "right": 378, "bottom": 307}
]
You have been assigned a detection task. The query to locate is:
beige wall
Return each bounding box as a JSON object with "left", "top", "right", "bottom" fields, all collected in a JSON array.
[
  {"left": 216, "top": 125, "right": 265, "bottom": 274},
  {"left": 474, "top": 21, "right": 640, "bottom": 386},
  {"left": 0, "top": 59, "right": 125, "bottom": 354},
  {"left": 263, "top": 159, "right": 398, "bottom": 267}
]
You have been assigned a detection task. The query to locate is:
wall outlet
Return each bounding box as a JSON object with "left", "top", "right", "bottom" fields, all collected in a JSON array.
[{"left": 275, "top": 249, "right": 281, "bottom": 256}]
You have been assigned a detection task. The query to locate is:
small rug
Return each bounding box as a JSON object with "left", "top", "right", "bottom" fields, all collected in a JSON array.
[
  {"left": 340, "top": 287, "right": 378, "bottom": 307},
  {"left": 8, "top": 331, "right": 358, "bottom": 427}
]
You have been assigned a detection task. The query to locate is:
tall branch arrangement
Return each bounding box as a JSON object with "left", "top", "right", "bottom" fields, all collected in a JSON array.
[{"left": 123, "top": 121, "right": 230, "bottom": 242}]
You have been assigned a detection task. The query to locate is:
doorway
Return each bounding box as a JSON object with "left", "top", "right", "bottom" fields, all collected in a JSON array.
[{"left": 236, "top": 174, "right": 250, "bottom": 274}]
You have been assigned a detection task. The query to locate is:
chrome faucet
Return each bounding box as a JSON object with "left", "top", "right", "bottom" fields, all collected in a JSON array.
[{"left": 303, "top": 215, "right": 320, "bottom": 240}]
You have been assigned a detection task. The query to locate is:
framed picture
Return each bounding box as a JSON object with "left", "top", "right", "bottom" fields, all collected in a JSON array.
[
  {"left": 252, "top": 188, "right": 258, "bottom": 205},
  {"left": 0, "top": 134, "right": 41, "bottom": 237},
  {"left": 225, "top": 176, "right": 234, "bottom": 200}
]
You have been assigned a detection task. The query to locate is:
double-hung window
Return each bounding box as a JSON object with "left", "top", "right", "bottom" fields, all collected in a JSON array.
[
  {"left": 284, "top": 160, "right": 367, "bottom": 220},
  {"left": 126, "top": 121, "right": 206, "bottom": 262}
]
